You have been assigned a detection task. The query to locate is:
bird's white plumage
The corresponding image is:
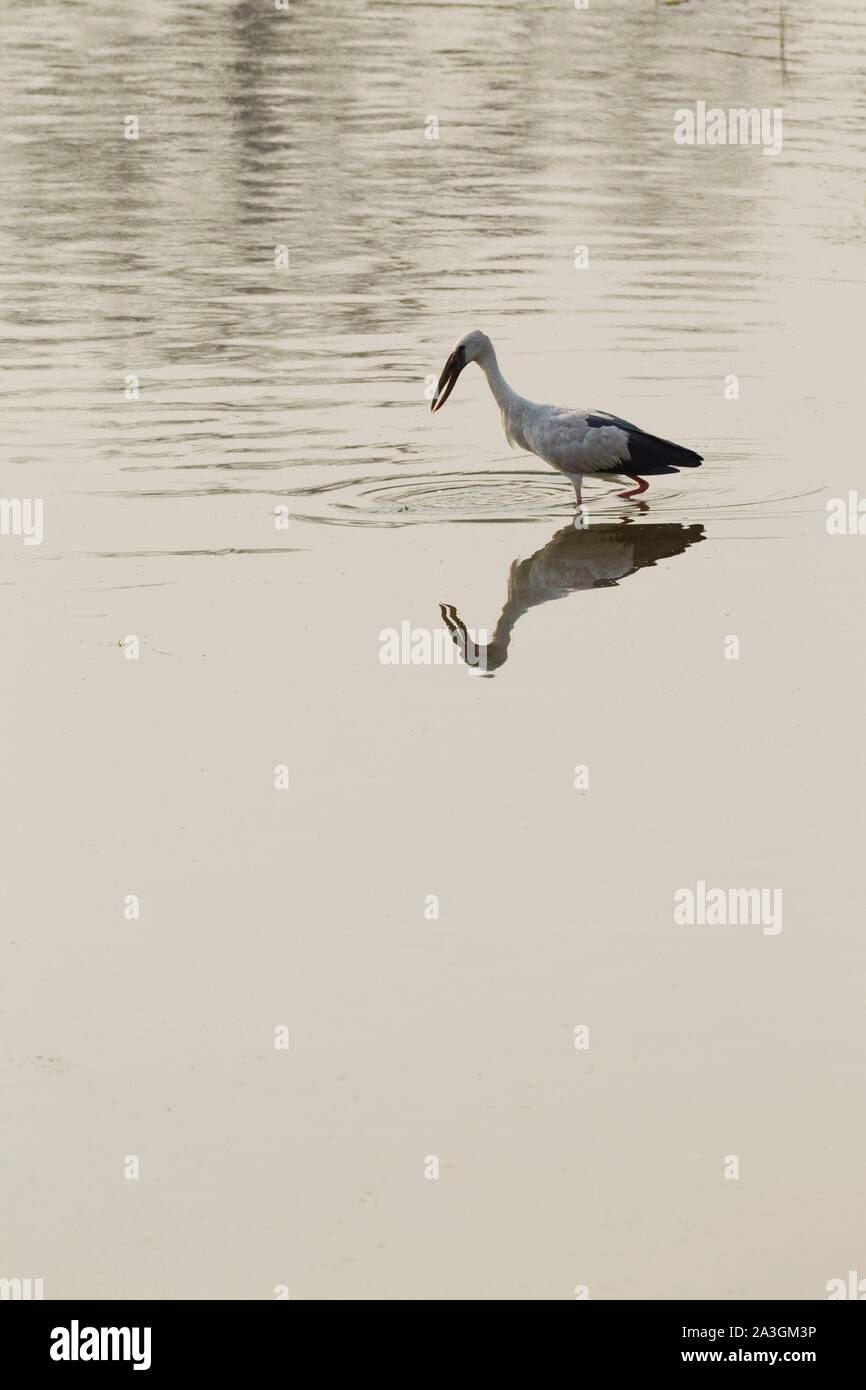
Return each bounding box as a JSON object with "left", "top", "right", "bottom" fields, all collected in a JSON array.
[
  {"left": 432, "top": 329, "right": 703, "bottom": 506},
  {"left": 508, "top": 404, "right": 630, "bottom": 474},
  {"left": 457, "top": 332, "right": 629, "bottom": 477}
]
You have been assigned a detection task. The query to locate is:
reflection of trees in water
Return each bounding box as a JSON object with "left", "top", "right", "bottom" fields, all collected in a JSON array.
[{"left": 0, "top": 1, "right": 853, "bottom": 367}]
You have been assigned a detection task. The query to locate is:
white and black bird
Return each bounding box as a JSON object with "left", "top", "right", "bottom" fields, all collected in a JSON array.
[{"left": 431, "top": 329, "right": 703, "bottom": 505}]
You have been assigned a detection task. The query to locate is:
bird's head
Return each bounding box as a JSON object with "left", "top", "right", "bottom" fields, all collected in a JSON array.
[{"left": 430, "top": 329, "right": 491, "bottom": 412}]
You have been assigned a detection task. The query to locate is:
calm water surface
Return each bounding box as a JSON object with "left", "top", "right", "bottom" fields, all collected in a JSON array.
[{"left": 2, "top": 0, "right": 865, "bottom": 1298}]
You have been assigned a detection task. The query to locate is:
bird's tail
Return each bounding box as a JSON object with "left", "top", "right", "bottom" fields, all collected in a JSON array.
[{"left": 626, "top": 429, "right": 703, "bottom": 474}]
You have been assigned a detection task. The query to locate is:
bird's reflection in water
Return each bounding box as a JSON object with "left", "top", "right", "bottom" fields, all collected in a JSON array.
[{"left": 440, "top": 518, "right": 705, "bottom": 674}]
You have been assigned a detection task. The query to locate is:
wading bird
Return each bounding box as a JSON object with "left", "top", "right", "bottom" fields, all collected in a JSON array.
[{"left": 431, "top": 330, "right": 703, "bottom": 505}]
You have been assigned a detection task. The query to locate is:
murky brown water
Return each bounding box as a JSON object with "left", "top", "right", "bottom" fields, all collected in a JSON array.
[{"left": 2, "top": 0, "right": 865, "bottom": 1298}]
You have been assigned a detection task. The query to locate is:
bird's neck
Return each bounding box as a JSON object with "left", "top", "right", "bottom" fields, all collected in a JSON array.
[{"left": 479, "top": 346, "right": 523, "bottom": 413}]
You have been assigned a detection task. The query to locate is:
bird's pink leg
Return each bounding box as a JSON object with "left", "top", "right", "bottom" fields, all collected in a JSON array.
[{"left": 618, "top": 475, "right": 649, "bottom": 500}]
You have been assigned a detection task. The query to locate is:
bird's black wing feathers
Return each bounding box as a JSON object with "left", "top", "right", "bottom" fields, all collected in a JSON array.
[{"left": 586, "top": 412, "right": 703, "bottom": 474}]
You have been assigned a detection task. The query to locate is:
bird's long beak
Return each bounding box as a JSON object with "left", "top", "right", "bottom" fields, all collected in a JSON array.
[{"left": 430, "top": 346, "right": 466, "bottom": 413}]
